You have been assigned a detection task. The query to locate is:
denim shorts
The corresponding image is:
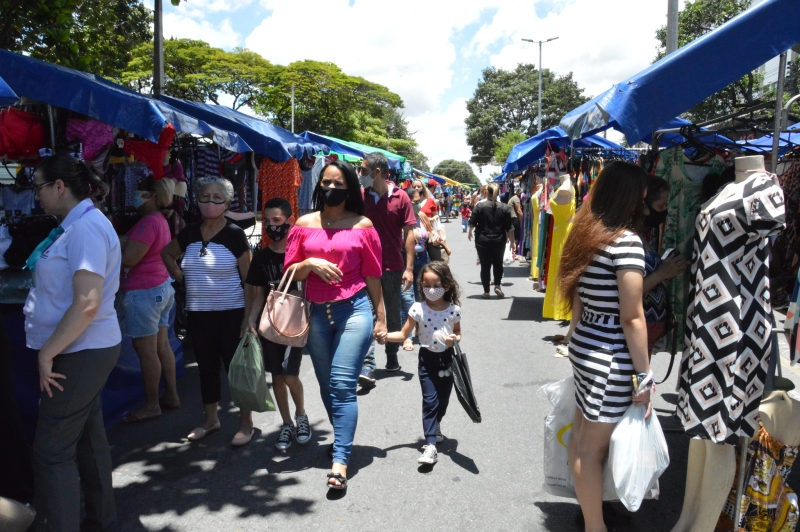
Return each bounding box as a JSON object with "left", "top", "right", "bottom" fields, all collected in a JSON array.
[{"left": 121, "top": 279, "right": 175, "bottom": 338}]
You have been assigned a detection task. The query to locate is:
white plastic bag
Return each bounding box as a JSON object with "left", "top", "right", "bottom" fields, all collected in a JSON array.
[
  {"left": 542, "top": 377, "right": 577, "bottom": 497},
  {"left": 503, "top": 242, "right": 513, "bottom": 264},
  {"left": 607, "top": 380, "right": 670, "bottom": 511},
  {"left": 542, "top": 376, "right": 660, "bottom": 503}
]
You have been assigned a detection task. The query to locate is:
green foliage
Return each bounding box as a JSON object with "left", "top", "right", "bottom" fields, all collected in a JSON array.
[
  {"left": 465, "top": 64, "right": 588, "bottom": 166},
  {"left": 654, "top": 0, "right": 760, "bottom": 122},
  {"left": 252, "top": 60, "right": 403, "bottom": 139},
  {"left": 121, "top": 39, "right": 277, "bottom": 110},
  {"left": 493, "top": 130, "right": 528, "bottom": 166},
  {"left": 432, "top": 160, "right": 480, "bottom": 185},
  {"left": 0, "top": 0, "right": 152, "bottom": 79}
]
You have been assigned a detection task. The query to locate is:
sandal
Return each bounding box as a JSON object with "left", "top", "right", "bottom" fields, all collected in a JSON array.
[
  {"left": 402, "top": 338, "right": 414, "bottom": 351},
  {"left": 327, "top": 472, "right": 347, "bottom": 490},
  {"left": 122, "top": 407, "right": 161, "bottom": 424},
  {"left": 187, "top": 422, "right": 221, "bottom": 442}
]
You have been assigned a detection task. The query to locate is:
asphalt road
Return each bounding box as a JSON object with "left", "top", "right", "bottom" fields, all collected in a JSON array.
[{"left": 108, "top": 218, "right": 800, "bottom": 532}]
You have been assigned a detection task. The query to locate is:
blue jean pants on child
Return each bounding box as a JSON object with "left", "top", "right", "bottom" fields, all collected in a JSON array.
[
  {"left": 418, "top": 347, "right": 454, "bottom": 445},
  {"left": 307, "top": 289, "right": 373, "bottom": 465}
]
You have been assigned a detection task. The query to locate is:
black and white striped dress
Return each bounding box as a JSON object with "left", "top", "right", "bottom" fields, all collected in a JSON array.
[{"left": 569, "top": 230, "right": 645, "bottom": 423}]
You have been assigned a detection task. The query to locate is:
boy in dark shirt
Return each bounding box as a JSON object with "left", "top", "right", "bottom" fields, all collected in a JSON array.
[{"left": 245, "top": 198, "right": 311, "bottom": 451}]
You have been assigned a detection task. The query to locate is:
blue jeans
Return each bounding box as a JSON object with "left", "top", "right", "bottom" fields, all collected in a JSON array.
[{"left": 307, "top": 290, "right": 373, "bottom": 465}]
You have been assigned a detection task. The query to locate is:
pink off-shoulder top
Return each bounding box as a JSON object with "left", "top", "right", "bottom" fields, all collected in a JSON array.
[{"left": 284, "top": 226, "right": 383, "bottom": 303}]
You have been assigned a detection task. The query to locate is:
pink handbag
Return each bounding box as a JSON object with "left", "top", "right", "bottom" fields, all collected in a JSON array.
[{"left": 258, "top": 265, "right": 311, "bottom": 347}]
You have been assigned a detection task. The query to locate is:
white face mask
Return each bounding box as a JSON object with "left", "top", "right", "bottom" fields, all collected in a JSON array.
[
  {"left": 359, "top": 172, "right": 375, "bottom": 189},
  {"left": 423, "top": 286, "right": 445, "bottom": 301}
]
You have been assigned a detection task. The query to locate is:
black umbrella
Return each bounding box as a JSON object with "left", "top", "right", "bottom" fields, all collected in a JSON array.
[{"left": 451, "top": 340, "right": 481, "bottom": 423}]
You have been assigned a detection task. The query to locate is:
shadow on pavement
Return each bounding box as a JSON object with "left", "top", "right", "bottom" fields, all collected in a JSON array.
[{"left": 504, "top": 296, "right": 545, "bottom": 322}]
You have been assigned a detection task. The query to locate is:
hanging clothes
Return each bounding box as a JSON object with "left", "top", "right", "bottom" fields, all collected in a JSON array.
[
  {"left": 656, "top": 145, "right": 727, "bottom": 354},
  {"left": 257, "top": 157, "right": 302, "bottom": 246},
  {"left": 774, "top": 160, "right": 800, "bottom": 276},
  {"left": 542, "top": 197, "right": 574, "bottom": 321},
  {"left": 677, "top": 172, "right": 785, "bottom": 444},
  {"left": 298, "top": 156, "right": 323, "bottom": 215},
  {"left": 529, "top": 195, "right": 541, "bottom": 279},
  {"left": 717, "top": 422, "right": 799, "bottom": 532},
  {"left": 786, "top": 269, "right": 800, "bottom": 365}
]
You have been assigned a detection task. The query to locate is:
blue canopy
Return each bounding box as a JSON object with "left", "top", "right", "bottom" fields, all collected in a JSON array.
[
  {"left": 299, "top": 131, "right": 403, "bottom": 170},
  {"left": 0, "top": 75, "right": 18, "bottom": 107},
  {"left": 560, "top": 0, "right": 800, "bottom": 144},
  {"left": 160, "top": 96, "right": 326, "bottom": 162},
  {"left": 0, "top": 49, "right": 238, "bottom": 145},
  {"left": 502, "top": 126, "right": 628, "bottom": 173},
  {"left": 640, "top": 117, "right": 740, "bottom": 149},
  {"left": 412, "top": 168, "right": 446, "bottom": 185},
  {"left": 737, "top": 122, "right": 800, "bottom": 154}
]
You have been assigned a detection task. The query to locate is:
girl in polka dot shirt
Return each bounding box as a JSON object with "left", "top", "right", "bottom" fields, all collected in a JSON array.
[{"left": 382, "top": 262, "right": 462, "bottom": 466}]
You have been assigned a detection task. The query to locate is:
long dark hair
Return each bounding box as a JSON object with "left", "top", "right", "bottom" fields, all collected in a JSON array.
[
  {"left": 559, "top": 161, "right": 648, "bottom": 305},
  {"left": 312, "top": 160, "right": 364, "bottom": 215},
  {"left": 36, "top": 153, "right": 104, "bottom": 200},
  {"left": 418, "top": 261, "right": 461, "bottom": 306}
]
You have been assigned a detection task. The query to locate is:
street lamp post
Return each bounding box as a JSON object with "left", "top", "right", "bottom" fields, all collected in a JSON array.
[{"left": 522, "top": 37, "right": 559, "bottom": 134}]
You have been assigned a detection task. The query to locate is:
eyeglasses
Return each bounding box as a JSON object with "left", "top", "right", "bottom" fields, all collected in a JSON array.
[
  {"left": 33, "top": 182, "right": 55, "bottom": 194},
  {"left": 357, "top": 167, "right": 373, "bottom": 176}
]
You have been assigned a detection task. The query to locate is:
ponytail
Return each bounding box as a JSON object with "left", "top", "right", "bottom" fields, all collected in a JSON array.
[{"left": 35, "top": 153, "right": 103, "bottom": 200}]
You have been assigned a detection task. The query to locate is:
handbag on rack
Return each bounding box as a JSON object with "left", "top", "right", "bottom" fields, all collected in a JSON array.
[{"left": 258, "top": 265, "right": 312, "bottom": 348}]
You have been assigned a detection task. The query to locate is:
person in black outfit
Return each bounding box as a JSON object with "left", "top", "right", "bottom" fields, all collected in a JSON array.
[{"left": 468, "top": 183, "right": 513, "bottom": 299}]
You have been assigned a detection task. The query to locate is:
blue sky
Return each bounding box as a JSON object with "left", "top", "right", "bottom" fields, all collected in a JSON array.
[{"left": 152, "top": 0, "right": 679, "bottom": 173}]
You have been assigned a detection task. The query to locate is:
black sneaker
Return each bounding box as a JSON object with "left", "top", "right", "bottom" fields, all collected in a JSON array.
[
  {"left": 436, "top": 424, "right": 444, "bottom": 443},
  {"left": 358, "top": 370, "right": 377, "bottom": 387},
  {"left": 275, "top": 424, "right": 295, "bottom": 451},
  {"left": 385, "top": 354, "right": 401, "bottom": 372},
  {"left": 295, "top": 414, "right": 312, "bottom": 445}
]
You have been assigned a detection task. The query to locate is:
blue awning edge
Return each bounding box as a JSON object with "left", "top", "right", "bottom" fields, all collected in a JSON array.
[
  {"left": 0, "top": 75, "right": 18, "bottom": 107},
  {"left": 560, "top": 0, "right": 800, "bottom": 144}
]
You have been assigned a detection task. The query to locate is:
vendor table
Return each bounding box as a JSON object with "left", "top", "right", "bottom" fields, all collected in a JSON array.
[{"left": 3, "top": 270, "right": 184, "bottom": 442}]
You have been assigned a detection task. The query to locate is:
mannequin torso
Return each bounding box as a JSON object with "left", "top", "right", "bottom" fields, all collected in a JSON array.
[
  {"left": 759, "top": 391, "right": 800, "bottom": 447},
  {"left": 552, "top": 174, "right": 573, "bottom": 206}
]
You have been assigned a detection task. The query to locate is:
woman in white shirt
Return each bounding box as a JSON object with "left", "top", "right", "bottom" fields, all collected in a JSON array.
[{"left": 24, "top": 153, "right": 122, "bottom": 532}]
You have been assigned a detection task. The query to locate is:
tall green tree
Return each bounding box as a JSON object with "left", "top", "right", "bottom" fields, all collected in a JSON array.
[
  {"left": 432, "top": 160, "right": 480, "bottom": 185},
  {"left": 252, "top": 60, "right": 403, "bottom": 139},
  {"left": 654, "top": 0, "right": 760, "bottom": 122},
  {"left": 0, "top": 0, "right": 151, "bottom": 78},
  {"left": 493, "top": 130, "right": 528, "bottom": 167},
  {"left": 465, "top": 64, "right": 588, "bottom": 166},
  {"left": 121, "top": 39, "right": 277, "bottom": 110}
]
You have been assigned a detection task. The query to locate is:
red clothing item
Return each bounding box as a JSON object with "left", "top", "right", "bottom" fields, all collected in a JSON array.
[
  {"left": 123, "top": 125, "right": 176, "bottom": 179},
  {"left": 461, "top": 206, "right": 471, "bottom": 220},
  {"left": 420, "top": 197, "right": 437, "bottom": 218},
  {"left": 258, "top": 158, "right": 302, "bottom": 247},
  {"left": 362, "top": 183, "right": 416, "bottom": 272},
  {"left": 121, "top": 212, "right": 171, "bottom": 291},
  {"left": 284, "top": 226, "right": 382, "bottom": 303}
]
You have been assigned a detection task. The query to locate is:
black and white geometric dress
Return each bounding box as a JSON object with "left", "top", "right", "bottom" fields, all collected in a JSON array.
[
  {"left": 569, "top": 230, "right": 645, "bottom": 423},
  {"left": 677, "top": 172, "right": 785, "bottom": 444}
]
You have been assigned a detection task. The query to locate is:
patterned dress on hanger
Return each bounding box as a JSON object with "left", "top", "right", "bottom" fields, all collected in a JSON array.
[
  {"left": 257, "top": 157, "right": 302, "bottom": 247},
  {"left": 542, "top": 197, "right": 575, "bottom": 321},
  {"left": 529, "top": 195, "right": 540, "bottom": 279},
  {"left": 718, "top": 422, "right": 799, "bottom": 532},
  {"left": 677, "top": 172, "right": 785, "bottom": 444}
]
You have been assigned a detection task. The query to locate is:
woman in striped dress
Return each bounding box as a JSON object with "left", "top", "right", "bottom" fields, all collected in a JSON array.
[{"left": 559, "top": 162, "right": 652, "bottom": 532}]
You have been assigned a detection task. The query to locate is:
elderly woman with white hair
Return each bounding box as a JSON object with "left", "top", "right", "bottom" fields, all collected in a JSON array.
[{"left": 161, "top": 177, "right": 253, "bottom": 445}]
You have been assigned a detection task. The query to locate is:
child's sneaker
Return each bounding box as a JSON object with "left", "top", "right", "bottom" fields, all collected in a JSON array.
[
  {"left": 295, "top": 414, "right": 312, "bottom": 445},
  {"left": 436, "top": 425, "right": 444, "bottom": 443},
  {"left": 275, "top": 424, "right": 295, "bottom": 451},
  {"left": 418, "top": 444, "right": 438, "bottom": 465}
]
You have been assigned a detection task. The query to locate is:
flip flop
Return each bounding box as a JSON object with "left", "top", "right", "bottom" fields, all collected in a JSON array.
[
  {"left": 554, "top": 345, "right": 569, "bottom": 358},
  {"left": 402, "top": 338, "right": 415, "bottom": 351},
  {"left": 327, "top": 472, "right": 347, "bottom": 490},
  {"left": 122, "top": 408, "right": 161, "bottom": 424},
  {"left": 187, "top": 422, "right": 221, "bottom": 442}
]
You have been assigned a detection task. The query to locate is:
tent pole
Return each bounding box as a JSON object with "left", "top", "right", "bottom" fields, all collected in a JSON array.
[
  {"left": 153, "top": 0, "right": 164, "bottom": 97},
  {"left": 47, "top": 104, "right": 56, "bottom": 150},
  {"left": 771, "top": 51, "right": 788, "bottom": 173}
]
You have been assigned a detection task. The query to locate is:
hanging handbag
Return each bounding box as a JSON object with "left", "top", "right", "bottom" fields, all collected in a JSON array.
[{"left": 258, "top": 265, "right": 311, "bottom": 348}]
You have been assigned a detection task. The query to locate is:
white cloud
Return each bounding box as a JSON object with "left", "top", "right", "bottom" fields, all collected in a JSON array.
[{"left": 162, "top": 13, "right": 242, "bottom": 49}]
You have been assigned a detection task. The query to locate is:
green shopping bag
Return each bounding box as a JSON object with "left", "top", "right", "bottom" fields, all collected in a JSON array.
[{"left": 228, "top": 332, "right": 275, "bottom": 412}]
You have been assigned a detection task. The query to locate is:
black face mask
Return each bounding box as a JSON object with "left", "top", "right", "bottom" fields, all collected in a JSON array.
[
  {"left": 321, "top": 187, "right": 348, "bottom": 207},
  {"left": 265, "top": 222, "right": 290, "bottom": 242},
  {"left": 644, "top": 204, "right": 668, "bottom": 227}
]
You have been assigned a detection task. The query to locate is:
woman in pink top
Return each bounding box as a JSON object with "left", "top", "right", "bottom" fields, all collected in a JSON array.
[
  {"left": 285, "top": 160, "right": 385, "bottom": 490},
  {"left": 119, "top": 176, "right": 180, "bottom": 422}
]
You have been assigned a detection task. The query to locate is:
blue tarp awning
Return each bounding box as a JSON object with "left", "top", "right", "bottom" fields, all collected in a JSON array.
[
  {"left": 560, "top": 0, "right": 800, "bottom": 144},
  {"left": 412, "top": 168, "right": 446, "bottom": 184},
  {"left": 502, "top": 126, "right": 628, "bottom": 173},
  {"left": 0, "top": 49, "right": 235, "bottom": 145},
  {"left": 737, "top": 122, "right": 800, "bottom": 154},
  {"left": 299, "top": 131, "right": 403, "bottom": 170},
  {"left": 0, "top": 75, "right": 18, "bottom": 107},
  {"left": 160, "top": 96, "right": 326, "bottom": 162},
  {"left": 640, "top": 117, "right": 740, "bottom": 149}
]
